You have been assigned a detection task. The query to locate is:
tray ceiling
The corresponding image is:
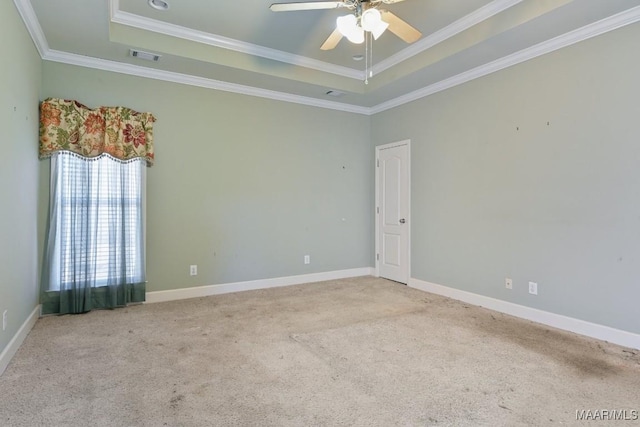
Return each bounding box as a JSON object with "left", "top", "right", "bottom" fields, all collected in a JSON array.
[{"left": 15, "top": 0, "right": 640, "bottom": 114}]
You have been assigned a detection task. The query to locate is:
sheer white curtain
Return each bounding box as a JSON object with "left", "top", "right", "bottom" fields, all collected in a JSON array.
[{"left": 41, "top": 152, "right": 146, "bottom": 314}]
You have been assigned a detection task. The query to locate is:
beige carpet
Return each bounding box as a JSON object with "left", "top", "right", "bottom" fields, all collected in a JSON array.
[{"left": 1, "top": 276, "right": 638, "bottom": 426}]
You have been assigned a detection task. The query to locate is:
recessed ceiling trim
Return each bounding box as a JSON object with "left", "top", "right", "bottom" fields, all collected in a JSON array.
[
  {"left": 372, "top": 0, "right": 524, "bottom": 75},
  {"left": 41, "top": 49, "right": 372, "bottom": 115},
  {"left": 110, "top": 0, "right": 363, "bottom": 80},
  {"left": 110, "top": 0, "right": 526, "bottom": 84},
  {"left": 370, "top": 4, "right": 640, "bottom": 115}
]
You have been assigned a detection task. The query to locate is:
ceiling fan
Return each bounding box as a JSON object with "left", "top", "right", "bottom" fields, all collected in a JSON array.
[{"left": 270, "top": 0, "right": 422, "bottom": 51}]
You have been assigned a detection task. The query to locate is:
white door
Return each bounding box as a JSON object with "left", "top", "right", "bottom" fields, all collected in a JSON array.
[{"left": 377, "top": 142, "right": 409, "bottom": 284}]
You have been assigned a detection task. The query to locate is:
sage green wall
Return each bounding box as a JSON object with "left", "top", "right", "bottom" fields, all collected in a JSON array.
[
  {"left": 0, "top": 2, "right": 42, "bottom": 355},
  {"left": 372, "top": 23, "right": 640, "bottom": 334},
  {"left": 41, "top": 62, "right": 373, "bottom": 292}
]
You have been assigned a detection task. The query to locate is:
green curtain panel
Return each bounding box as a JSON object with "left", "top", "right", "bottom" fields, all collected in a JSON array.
[{"left": 39, "top": 99, "right": 154, "bottom": 315}]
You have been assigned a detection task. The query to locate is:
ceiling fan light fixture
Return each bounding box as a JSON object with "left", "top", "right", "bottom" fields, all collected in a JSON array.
[
  {"left": 361, "top": 9, "right": 388, "bottom": 39},
  {"left": 360, "top": 9, "right": 381, "bottom": 32},
  {"left": 337, "top": 14, "right": 364, "bottom": 44},
  {"left": 336, "top": 14, "right": 355, "bottom": 35},
  {"left": 371, "top": 20, "right": 388, "bottom": 39},
  {"left": 348, "top": 26, "right": 365, "bottom": 44}
]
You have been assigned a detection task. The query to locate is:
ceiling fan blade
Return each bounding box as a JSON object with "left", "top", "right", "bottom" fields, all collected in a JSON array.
[
  {"left": 380, "top": 0, "right": 408, "bottom": 3},
  {"left": 270, "top": 2, "right": 345, "bottom": 12},
  {"left": 381, "top": 10, "right": 422, "bottom": 43},
  {"left": 320, "top": 28, "right": 343, "bottom": 50}
]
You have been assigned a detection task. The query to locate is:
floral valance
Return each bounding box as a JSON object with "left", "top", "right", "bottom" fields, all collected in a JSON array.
[{"left": 39, "top": 98, "right": 156, "bottom": 166}]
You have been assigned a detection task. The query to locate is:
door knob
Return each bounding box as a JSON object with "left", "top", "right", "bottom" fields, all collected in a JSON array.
[{"left": 399, "top": 218, "right": 406, "bottom": 224}]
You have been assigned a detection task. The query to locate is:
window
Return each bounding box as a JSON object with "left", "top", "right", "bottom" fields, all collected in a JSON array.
[
  {"left": 47, "top": 152, "right": 145, "bottom": 292},
  {"left": 39, "top": 98, "right": 154, "bottom": 314}
]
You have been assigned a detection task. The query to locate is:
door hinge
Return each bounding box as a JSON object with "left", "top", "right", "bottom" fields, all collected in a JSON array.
[
  {"left": 376, "top": 207, "right": 379, "bottom": 214},
  {"left": 377, "top": 159, "right": 379, "bottom": 167},
  {"left": 376, "top": 253, "right": 379, "bottom": 261}
]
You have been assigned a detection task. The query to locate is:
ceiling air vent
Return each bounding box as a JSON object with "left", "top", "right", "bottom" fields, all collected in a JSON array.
[{"left": 130, "top": 49, "right": 161, "bottom": 62}]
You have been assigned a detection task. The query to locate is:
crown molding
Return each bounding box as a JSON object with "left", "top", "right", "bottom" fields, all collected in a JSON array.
[
  {"left": 15, "top": 0, "right": 640, "bottom": 117},
  {"left": 370, "top": 5, "right": 640, "bottom": 115},
  {"left": 373, "top": 0, "right": 523, "bottom": 75},
  {"left": 42, "top": 50, "right": 372, "bottom": 115},
  {"left": 12, "top": 0, "right": 49, "bottom": 57},
  {"left": 109, "top": 0, "right": 364, "bottom": 81}
]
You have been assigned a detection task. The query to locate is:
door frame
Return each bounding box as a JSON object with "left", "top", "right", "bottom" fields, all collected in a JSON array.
[{"left": 375, "top": 139, "right": 411, "bottom": 282}]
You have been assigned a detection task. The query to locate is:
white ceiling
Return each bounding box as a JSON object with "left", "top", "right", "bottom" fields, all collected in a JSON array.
[{"left": 16, "top": 0, "right": 640, "bottom": 114}]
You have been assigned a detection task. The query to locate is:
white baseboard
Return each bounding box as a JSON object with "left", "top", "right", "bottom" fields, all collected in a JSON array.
[
  {"left": 146, "top": 267, "right": 375, "bottom": 304},
  {"left": 0, "top": 305, "right": 41, "bottom": 376},
  {"left": 409, "top": 278, "right": 640, "bottom": 350}
]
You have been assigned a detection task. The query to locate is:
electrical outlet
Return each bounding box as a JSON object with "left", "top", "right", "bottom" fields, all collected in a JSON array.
[
  {"left": 505, "top": 277, "right": 512, "bottom": 289},
  {"left": 2, "top": 310, "right": 7, "bottom": 331},
  {"left": 190, "top": 265, "right": 198, "bottom": 276},
  {"left": 529, "top": 281, "right": 538, "bottom": 295},
  {"left": 304, "top": 255, "right": 310, "bottom": 265}
]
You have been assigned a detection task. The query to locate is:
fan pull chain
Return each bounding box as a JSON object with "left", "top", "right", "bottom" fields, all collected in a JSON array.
[
  {"left": 369, "top": 31, "right": 373, "bottom": 79},
  {"left": 364, "top": 32, "right": 369, "bottom": 85},
  {"left": 364, "top": 31, "right": 372, "bottom": 85}
]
